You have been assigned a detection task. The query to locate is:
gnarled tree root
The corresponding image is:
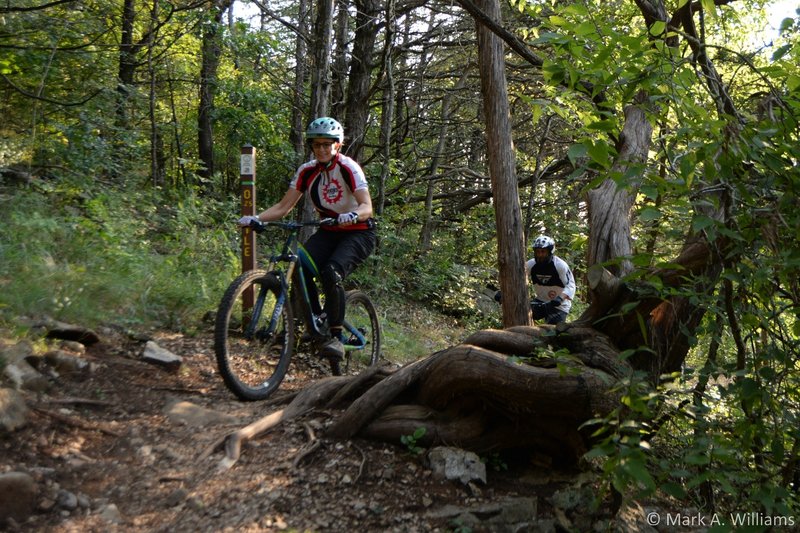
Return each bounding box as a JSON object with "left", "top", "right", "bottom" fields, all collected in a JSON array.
[
  {"left": 203, "top": 364, "right": 393, "bottom": 470},
  {"left": 212, "top": 327, "right": 625, "bottom": 467}
]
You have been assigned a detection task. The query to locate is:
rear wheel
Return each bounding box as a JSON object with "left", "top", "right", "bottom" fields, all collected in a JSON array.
[
  {"left": 214, "top": 270, "right": 294, "bottom": 401},
  {"left": 330, "top": 290, "right": 381, "bottom": 376}
]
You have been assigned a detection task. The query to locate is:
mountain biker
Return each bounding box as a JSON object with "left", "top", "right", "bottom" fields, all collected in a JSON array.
[
  {"left": 238, "top": 117, "right": 376, "bottom": 361},
  {"left": 526, "top": 235, "right": 575, "bottom": 324},
  {"left": 494, "top": 235, "right": 576, "bottom": 324}
]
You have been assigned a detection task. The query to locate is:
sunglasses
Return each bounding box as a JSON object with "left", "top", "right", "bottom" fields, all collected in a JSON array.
[{"left": 311, "top": 141, "right": 337, "bottom": 150}]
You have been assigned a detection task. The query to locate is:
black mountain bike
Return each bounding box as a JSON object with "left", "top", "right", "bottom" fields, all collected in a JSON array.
[{"left": 214, "top": 218, "right": 381, "bottom": 401}]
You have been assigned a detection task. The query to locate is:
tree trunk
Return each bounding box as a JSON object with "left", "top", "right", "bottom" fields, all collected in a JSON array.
[
  {"left": 147, "top": 0, "right": 163, "bottom": 187},
  {"left": 198, "top": 0, "right": 233, "bottom": 184},
  {"left": 289, "top": 0, "right": 311, "bottom": 162},
  {"left": 585, "top": 92, "right": 652, "bottom": 279},
  {"left": 474, "top": 0, "right": 529, "bottom": 327},
  {"left": 342, "top": 0, "right": 381, "bottom": 161},
  {"left": 309, "top": 0, "right": 333, "bottom": 120},
  {"left": 300, "top": 0, "right": 335, "bottom": 239},
  {"left": 330, "top": 0, "right": 349, "bottom": 121},
  {"left": 116, "top": 0, "right": 137, "bottom": 129},
  {"left": 376, "top": 0, "right": 396, "bottom": 217}
]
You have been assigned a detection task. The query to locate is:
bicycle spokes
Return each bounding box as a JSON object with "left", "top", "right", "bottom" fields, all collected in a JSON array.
[{"left": 215, "top": 271, "right": 294, "bottom": 401}]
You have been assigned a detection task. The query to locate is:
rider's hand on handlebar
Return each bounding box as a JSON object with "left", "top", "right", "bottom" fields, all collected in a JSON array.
[
  {"left": 337, "top": 211, "right": 359, "bottom": 226},
  {"left": 546, "top": 296, "right": 563, "bottom": 311},
  {"left": 237, "top": 215, "right": 261, "bottom": 227}
]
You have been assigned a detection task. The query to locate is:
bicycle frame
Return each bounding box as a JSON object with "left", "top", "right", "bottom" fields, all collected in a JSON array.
[{"left": 255, "top": 221, "right": 368, "bottom": 351}]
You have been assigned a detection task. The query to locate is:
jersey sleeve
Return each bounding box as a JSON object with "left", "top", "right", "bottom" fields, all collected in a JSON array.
[
  {"left": 338, "top": 155, "right": 369, "bottom": 192},
  {"left": 554, "top": 257, "right": 576, "bottom": 300},
  {"left": 289, "top": 160, "right": 318, "bottom": 192}
]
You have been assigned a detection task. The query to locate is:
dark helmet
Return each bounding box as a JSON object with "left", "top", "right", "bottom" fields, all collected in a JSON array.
[
  {"left": 305, "top": 117, "right": 344, "bottom": 142},
  {"left": 532, "top": 235, "right": 555, "bottom": 264}
]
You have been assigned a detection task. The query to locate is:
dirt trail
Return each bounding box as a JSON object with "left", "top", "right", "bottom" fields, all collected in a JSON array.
[{"left": 3, "top": 329, "right": 608, "bottom": 532}]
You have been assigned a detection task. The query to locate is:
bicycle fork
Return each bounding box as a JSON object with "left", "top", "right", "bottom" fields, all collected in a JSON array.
[{"left": 247, "top": 269, "right": 294, "bottom": 343}]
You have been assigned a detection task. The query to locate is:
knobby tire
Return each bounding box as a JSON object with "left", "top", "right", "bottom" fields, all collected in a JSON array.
[
  {"left": 214, "top": 270, "right": 294, "bottom": 401},
  {"left": 329, "top": 290, "right": 381, "bottom": 376}
]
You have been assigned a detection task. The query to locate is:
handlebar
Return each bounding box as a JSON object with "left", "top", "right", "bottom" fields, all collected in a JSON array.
[{"left": 248, "top": 218, "right": 336, "bottom": 233}]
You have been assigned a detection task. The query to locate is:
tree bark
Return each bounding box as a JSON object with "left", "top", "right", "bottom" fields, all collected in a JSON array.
[
  {"left": 324, "top": 327, "right": 625, "bottom": 464},
  {"left": 330, "top": 0, "right": 349, "bottom": 121},
  {"left": 474, "top": 0, "right": 529, "bottom": 327},
  {"left": 116, "top": 0, "right": 137, "bottom": 129},
  {"left": 301, "top": 0, "right": 335, "bottom": 239},
  {"left": 289, "top": 0, "right": 311, "bottom": 163},
  {"left": 586, "top": 92, "right": 652, "bottom": 279},
  {"left": 342, "top": 0, "right": 381, "bottom": 161},
  {"left": 198, "top": 0, "right": 233, "bottom": 184},
  {"left": 309, "top": 0, "right": 333, "bottom": 120},
  {"left": 376, "top": 0, "right": 396, "bottom": 217}
]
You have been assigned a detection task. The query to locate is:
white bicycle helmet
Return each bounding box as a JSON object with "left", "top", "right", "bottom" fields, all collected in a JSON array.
[
  {"left": 532, "top": 235, "right": 555, "bottom": 253},
  {"left": 532, "top": 235, "right": 555, "bottom": 264},
  {"left": 305, "top": 117, "right": 344, "bottom": 142}
]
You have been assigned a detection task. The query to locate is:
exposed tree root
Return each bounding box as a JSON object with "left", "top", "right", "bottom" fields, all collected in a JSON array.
[
  {"left": 203, "top": 364, "right": 394, "bottom": 470},
  {"left": 291, "top": 422, "right": 321, "bottom": 468},
  {"left": 212, "top": 327, "right": 626, "bottom": 466}
]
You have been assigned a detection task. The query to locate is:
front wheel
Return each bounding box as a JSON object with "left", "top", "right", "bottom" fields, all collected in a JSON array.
[
  {"left": 214, "top": 270, "right": 294, "bottom": 401},
  {"left": 330, "top": 290, "right": 381, "bottom": 376}
]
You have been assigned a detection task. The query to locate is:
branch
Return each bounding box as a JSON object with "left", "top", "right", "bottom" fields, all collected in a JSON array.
[
  {"left": 1, "top": 73, "right": 102, "bottom": 106},
  {"left": 674, "top": 0, "right": 742, "bottom": 120},
  {"left": 454, "top": 0, "right": 543, "bottom": 68},
  {"left": 0, "top": 0, "right": 77, "bottom": 13},
  {"left": 249, "top": 0, "right": 310, "bottom": 43},
  {"left": 454, "top": 0, "right": 606, "bottom": 106}
]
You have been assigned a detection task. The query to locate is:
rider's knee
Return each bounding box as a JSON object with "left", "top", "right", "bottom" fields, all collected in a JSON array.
[{"left": 321, "top": 263, "right": 344, "bottom": 292}]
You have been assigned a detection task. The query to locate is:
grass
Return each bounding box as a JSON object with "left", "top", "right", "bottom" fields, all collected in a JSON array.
[
  {"left": 0, "top": 182, "right": 479, "bottom": 366},
  {"left": 377, "top": 295, "right": 469, "bottom": 365}
]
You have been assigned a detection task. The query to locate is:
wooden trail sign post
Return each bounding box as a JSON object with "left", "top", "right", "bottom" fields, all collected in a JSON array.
[{"left": 240, "top": 145, "right": 256, "bottom": 312}]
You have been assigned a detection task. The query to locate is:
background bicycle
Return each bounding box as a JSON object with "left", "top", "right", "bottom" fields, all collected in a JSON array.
[{"left": 214, "top": 219, "right": 381, "bottom": 401}]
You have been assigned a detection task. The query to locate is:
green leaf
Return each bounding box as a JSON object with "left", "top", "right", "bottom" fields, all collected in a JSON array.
[
  {"left": 691, "top": 215, "right": 715, "bottom": 232},
  {"left": 641, "top": 184, "right": 659, "bottom": 201},
  {"left": 661, "top": 482, "right": 687, "bottom": 499},
  {"left": 531, "top": 103, "right": 542, "bottom": 125},
  {"left": 772, "top": 44, "right": 792, "bottom": 61},
  {"left": 700, "top": 0, "right": 716, "bottom": 17},
  {"left": 575, "top": 22, "right": 597, "bottom": 36},
  {"left": 567, "top": 143, "right": 587, "bottom": 165},
  {"left": 586, "top": 119, "right": 617, "bottom": 132},
  {"left": 533, "top": 32, "right": 568, "bottom": 45},
  {"left": 583, "top": 445, "right": 612, "bottom": 460},
  {"left": 585, "top": 139, "right": 610, "bottom": 167},
  {"left": 649, "top": 21, "right": 666, "bottom": 37},
  {"left": 542, "top": 60, "right": 566, "bottom": 84},
  {"left": 639, "top": 207, "right": 662, "bottom": 222},
  {"left": 685, "top": 451, "right": 710, "bottom": 465},
  {"left": 564, "top": 3, "right": 588, "bottom": 16},
  {"left": 624, "top": 456, "right": 656, "bottom": 492},
  {"left": 621, "top": 301, "right": 640, "bottom": 313}
]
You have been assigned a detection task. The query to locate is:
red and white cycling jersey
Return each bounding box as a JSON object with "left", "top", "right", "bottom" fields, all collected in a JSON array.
[{"left": 290, "top": 153, "right": 371, "bottom": 231}]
